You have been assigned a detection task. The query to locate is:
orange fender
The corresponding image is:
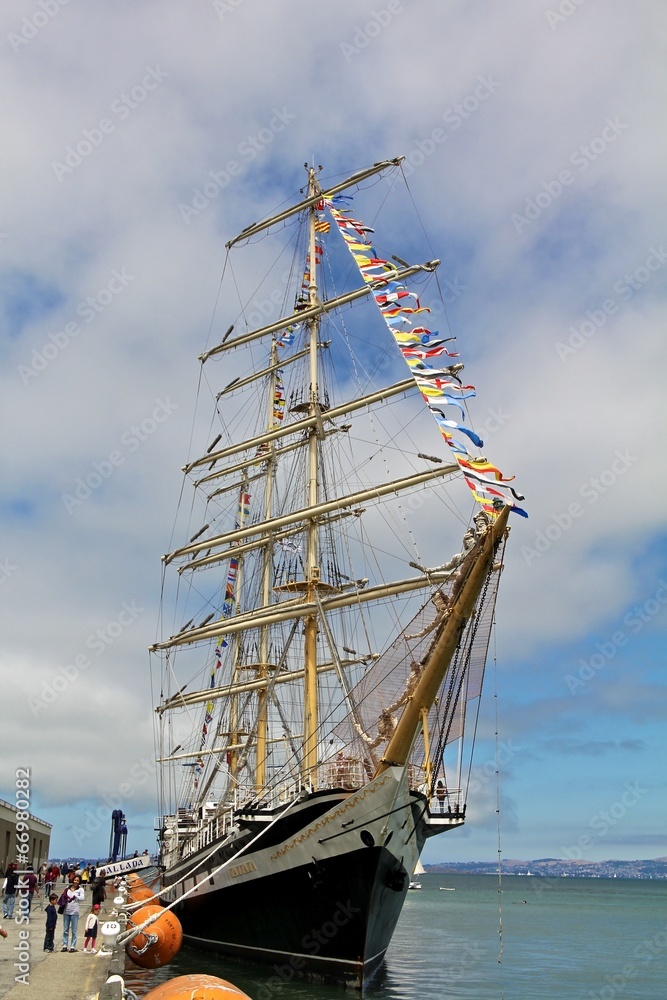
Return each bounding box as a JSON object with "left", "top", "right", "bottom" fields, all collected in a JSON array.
[
  {"left": 141, "top": 974, "right": 253, "bottom": 1000},
  {"left": 125, "top": 904, "right": 183, "bottom": 969}
]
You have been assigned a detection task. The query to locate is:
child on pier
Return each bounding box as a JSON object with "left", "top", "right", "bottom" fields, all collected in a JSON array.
[
  {"left": 83, "top": 903, "right": 100, "bottom": 953},
  {"left": 44, "top": 893, "right": 58, "bottom": 952}
]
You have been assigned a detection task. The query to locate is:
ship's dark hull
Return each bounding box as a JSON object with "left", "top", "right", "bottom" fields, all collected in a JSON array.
[
  {"left": 174, "top": 841, "right": 409, "bottom": 986},
  {"left": 161, "top": 768, "right": 436, "bottom": 988}
]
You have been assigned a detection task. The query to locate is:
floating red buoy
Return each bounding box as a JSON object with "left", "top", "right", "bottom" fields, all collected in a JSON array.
[
  {"left": 125, "top": 904, "right": 183, "bottom": 968},
  {"left": 141, "top": 974, "right": 253, "bottom": 999}
]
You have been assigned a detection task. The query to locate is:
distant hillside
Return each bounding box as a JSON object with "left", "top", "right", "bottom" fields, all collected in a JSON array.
[{"left": 426, "top": 858, "right": 667, "bottom": 879}]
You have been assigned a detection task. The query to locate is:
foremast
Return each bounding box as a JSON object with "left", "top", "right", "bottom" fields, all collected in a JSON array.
[{"left": 304, "top": 165, "right": 321, "bottom": 788}]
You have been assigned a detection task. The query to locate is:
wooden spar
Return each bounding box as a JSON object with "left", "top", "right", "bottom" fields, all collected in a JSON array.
[
  {"left": 167, "top": 462, "right": 458, "bottom": 564},
  {"left": 183, "top": 376, "right": 416, "bottom": 473},
  {"left": 225, "top": 157, "right": 404, "bottom": 249},
  {"left": 374, "top": 504, "right": 510, "bottom": 777}
]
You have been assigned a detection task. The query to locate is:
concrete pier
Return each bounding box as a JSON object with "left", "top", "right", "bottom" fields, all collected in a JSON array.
[{"left": 0, "top": 891, "right": 122, "bottom": 1000}]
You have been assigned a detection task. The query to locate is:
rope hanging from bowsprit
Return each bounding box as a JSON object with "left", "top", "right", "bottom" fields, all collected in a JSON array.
[{"left": 493, "top": 615, "right": 505, "bottom": 1000}]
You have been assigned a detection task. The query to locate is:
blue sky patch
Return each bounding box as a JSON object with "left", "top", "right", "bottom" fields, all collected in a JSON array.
[{"left": 0, "top": 269, "right": 64, "bottom": 339}]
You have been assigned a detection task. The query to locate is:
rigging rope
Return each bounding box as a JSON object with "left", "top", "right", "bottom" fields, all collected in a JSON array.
[
  {"left": 492, "top": 613, "right": 505, "bottom": 998},
  {"left": 117, "top": 794, "right": 300, "bottom": 946}
]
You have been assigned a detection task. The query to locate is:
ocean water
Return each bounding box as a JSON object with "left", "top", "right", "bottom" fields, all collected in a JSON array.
[{"left": 124, "top": 874, "right": 667, "bottom": 999}]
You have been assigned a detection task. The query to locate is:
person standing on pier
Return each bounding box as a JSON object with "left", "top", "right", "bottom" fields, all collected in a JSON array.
[
  {"left": 44, "top": 894, "right": 58, "bottom": 952},
  {"left": 61, "top": 876, "right": 84, "bottom": 952},
  {"left": 82, "top": 904, "right": 100, "bottom": 953},
  {"left": 22, "top": 866, "right": 39, "bottom": 914},
  {"left": 2, "top": 864, "right": 18, "bottom": 919},
  {"left": 91, "top": 869, "right": 106, "bottom": 911}
]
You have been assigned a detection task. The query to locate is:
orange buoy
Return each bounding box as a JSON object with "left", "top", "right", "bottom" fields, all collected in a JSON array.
[
  {"left": 125, "top": 904, "right": 183, "bottom": 969},
  {"left": 141, "top": 974, "right": 253, "bottom": 1000},
  {"left": 128, "top": 886, "right": 157, "bottom": 904}
]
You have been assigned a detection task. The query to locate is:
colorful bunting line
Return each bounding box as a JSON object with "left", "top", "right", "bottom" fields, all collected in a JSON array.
[
  {"left": 326, "top": 195, "right": 526, "bottom": 518},
  {"left": 276, "top": 324, "right": 297, "bottom": 348},
  {"left": 273, "top": 376, "right": 286, "bottom": 425},
  {"left": 194, "top": 488, "right": 253, "bottom": 775}
]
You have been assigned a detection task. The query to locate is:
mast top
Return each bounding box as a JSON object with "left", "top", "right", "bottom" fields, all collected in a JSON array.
[{"left": 225, "top": 157, "right": 405, "bottom": 249}]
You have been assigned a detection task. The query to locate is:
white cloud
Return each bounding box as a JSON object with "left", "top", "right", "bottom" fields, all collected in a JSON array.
[{"left": 0, "top": 0, "right": 665, "bottom": 862}]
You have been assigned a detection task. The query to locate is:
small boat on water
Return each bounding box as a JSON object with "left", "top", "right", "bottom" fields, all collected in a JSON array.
[
  {"left": 409, "top": 858, "right": 425, "bottom": 889},
  {"left": 150, "top": 157, "right": 525, "bottom": 988}
]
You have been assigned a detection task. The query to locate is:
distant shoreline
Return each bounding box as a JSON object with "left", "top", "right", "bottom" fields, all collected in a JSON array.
[{"left": 426, "top": 858, "right": 667, "bottom": 879}]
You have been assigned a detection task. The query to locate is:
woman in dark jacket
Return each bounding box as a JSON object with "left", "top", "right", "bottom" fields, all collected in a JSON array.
[{"left": 90, "top": 869, "right": 106, "bottom": 909}]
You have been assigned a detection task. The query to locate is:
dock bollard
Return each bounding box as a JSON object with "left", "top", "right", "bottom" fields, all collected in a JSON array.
[{"left": 98, "top": 920, "right": 121, "bottom": 955}]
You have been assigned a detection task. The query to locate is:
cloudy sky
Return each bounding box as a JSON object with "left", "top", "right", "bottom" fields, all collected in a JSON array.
[{"left": 1, "top": 0, "right": 665, "bottom": 867}]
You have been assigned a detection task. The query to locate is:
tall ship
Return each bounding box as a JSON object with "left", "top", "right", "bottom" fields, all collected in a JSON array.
[{"left": 151, "top": 157, "right": 526, "bottom": 987}]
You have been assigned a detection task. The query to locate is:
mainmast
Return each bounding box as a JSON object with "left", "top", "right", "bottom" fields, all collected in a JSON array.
[{"left": 303, "top": 165, "right": 322, "bottom": 788}]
